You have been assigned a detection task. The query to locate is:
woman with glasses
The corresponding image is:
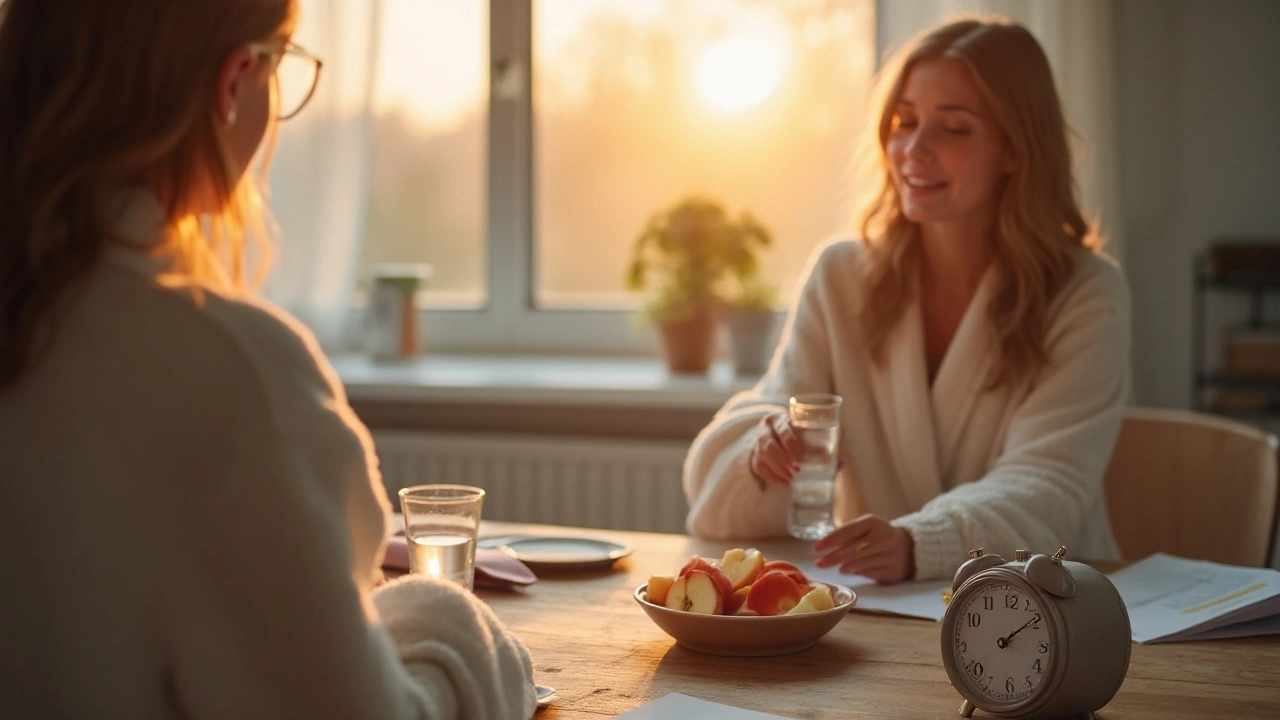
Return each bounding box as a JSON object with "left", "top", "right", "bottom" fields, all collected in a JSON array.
[{"left": 0, "top": 1, "right": 535, "bottom": 718}]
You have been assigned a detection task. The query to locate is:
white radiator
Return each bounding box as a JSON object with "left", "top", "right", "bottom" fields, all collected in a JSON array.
[{"left": 372, "top": 431, "right": 691, "bottom": 534}]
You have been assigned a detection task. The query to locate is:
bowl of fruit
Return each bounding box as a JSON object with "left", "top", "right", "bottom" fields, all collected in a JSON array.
[{"left": 634, "top": 548, "right": 856, "bottom": 656}]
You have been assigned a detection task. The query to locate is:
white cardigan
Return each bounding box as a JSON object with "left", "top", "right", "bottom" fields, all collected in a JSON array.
[
  {"left": 0, "top": 191, "right": 535, "bottom": 719},
  {"left": 684, "top": 240, "right": 1128, "bottom": 581}
]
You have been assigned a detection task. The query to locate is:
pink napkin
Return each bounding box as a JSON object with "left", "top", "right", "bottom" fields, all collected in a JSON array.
[{"left": 382, "top": 536, "right": 537, "bottom": 590}]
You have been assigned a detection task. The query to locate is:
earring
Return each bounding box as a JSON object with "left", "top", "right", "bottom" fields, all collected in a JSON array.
[{"left": 226, "top": 107, "right": 237, "bottom": 126}]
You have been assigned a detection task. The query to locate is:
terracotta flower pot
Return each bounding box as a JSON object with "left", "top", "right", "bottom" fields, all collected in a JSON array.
[{"left": 658, "top": 307, "right": 720, "bottom": 373}]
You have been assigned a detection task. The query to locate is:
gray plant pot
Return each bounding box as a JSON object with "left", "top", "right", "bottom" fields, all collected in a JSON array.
[{"left": 724, "top": 308, "right": 779, "bottom": 375}]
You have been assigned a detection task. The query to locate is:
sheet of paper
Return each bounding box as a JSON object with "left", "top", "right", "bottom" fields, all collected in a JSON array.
[
  {"left": 1106, "top": 553, "right": 1280, "bottom": 643},
  {"left": 614, "top": 693, "right": 793, "bottom": 720},
  {"left": 799, "top": 563, "right": 950, "bottom": 621}
]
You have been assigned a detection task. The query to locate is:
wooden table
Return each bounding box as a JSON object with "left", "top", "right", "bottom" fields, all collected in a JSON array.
[{"left": 474, "top": 521, "right": 1280, "bottom": 719}]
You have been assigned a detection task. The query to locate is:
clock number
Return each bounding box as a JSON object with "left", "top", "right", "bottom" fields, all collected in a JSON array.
[
  {"left": 1032, "top": 658, "right": 1042, "bottom": 674},
  {"left": 967, "top": 613, "right": 982, "bottom": 627},
  {"left": 1024, "top": 597, "right": 1032, "bottom": 611},
  {"left": 1038, "top": 641, "right": 1049, "bottom": 654},
  {"left": 983, "top": 596, "right": 994, "bottom": 611},
  {"left": 956, "top": 641, "right": 967, "bottom": 654},
  {"left": 970, "top": 661, "right": 984, "bottom": 678},
  {"left": 1005, "top": 677, "right": 1015, "bottom": 693},
  {"left": 1024, "top": 676, "right": 1034, "bottom": 690},
  {"left": 1005, "top": 593, "right": 1019, "bottom": 609}
]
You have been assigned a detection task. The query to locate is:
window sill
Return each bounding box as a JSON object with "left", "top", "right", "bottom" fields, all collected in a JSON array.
[{"left": 329, "top": 353, "right": 758, "bottom": 412}]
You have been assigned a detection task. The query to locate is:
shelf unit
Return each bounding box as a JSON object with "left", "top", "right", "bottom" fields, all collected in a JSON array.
[{"left": 1192, "top": 247, "right": 1280, "bottom": 417}]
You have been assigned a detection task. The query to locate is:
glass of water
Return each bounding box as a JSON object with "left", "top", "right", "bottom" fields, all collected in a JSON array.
[
  {"left": 787, "top": 393, "right": 842, "bottom": 540},
  {"left": 398, "top": 484, "right": 485, "bottom": 590}
]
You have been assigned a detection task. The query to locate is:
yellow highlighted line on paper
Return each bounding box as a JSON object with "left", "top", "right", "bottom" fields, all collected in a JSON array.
[{"left": 1180, "top": 582, "right": 1267, "bottom": 614}]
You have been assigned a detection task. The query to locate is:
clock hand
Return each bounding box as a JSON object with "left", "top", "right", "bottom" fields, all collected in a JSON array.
[{"left": 996, "top": 613, "right": 1041, "bottom": 649}]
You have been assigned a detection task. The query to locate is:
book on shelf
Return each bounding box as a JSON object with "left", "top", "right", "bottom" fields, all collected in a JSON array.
[{"left": 1107, "top": 553, "right": 1280, "bottom": 643}]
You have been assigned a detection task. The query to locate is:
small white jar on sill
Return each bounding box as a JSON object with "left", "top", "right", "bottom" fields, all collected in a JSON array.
[{"left": 365, "top": 263, "right": 432, "bottom": 362}]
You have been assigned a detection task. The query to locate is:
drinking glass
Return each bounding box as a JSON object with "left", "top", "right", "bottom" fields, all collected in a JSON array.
[
  {"left": 398, "top": 484, "right": 485, "bottom": 590},
  {"left": 787, "top": 393, "right": 842, "bottom": 540}
]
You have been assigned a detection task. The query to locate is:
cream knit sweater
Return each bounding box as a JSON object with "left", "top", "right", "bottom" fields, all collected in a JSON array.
[
  {"left": 0, "top": 190, "right": 536, "bottom": 719},
  {"left": 684, "top": 240, "right": 1128, "bottom": 581}
]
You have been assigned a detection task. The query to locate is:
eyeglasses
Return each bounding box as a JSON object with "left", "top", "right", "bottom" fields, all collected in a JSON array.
[{"left": 247, "top": 41, "right": 323, "bottom": 121}]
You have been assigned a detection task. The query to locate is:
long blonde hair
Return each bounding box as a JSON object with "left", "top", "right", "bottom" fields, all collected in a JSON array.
[
  {"left": 856, "top": 16, "right": 1100, "bottom": 390},
  {"left": 0, "top": 0, "right": 296, "bottom": 390}
]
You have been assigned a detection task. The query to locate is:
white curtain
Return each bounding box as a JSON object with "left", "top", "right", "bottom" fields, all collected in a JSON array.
[
  {"left": 876, "top": 0, "right": 1124, "bottom": 264},
  {"left": 263, "top": 0, "right": 381, "bottom": 349}
]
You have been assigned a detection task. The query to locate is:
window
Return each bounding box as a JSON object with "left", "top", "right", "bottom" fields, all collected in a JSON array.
[
  {"left": 360, "top": 0, "right": 487, "bottom": 309},
  {"left": 359, "top": 0, "right": 875, "bottom": 353}
]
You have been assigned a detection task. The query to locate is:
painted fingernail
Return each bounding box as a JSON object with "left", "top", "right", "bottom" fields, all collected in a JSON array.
[
  {"left": 791, "top": 463, "right": 801, "bottom": 472},
  {"left": 837, "top": 457, "right": 845, "bottom": 471}
]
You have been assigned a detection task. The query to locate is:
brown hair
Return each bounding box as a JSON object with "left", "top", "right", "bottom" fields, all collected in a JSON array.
[
  {"left": 855, "top": 16, "right": 1100, "bottom": 390},
  {"left": 0, "top": 0, "right": 296, "bottom": 390}
]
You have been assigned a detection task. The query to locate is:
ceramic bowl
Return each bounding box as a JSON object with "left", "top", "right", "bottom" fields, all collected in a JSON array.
[{"left": 633, "top": 581, "right": 856, "bottom": 656}]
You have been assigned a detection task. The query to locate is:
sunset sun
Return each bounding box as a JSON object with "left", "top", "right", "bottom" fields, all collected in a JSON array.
[{"left": 696, "top": 34, "right": 783, "bottom": 111}]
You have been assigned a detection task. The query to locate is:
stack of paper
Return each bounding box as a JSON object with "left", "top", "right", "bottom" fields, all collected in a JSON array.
[
  {"left": 1106, "top": 553, "right": 1280, "bottom": 643},
  {"left": 615, "top": 693, "right": 792, "bottom": 719},
  {"left": 800, "top": 563, "right": 950, "bottom": 621}
]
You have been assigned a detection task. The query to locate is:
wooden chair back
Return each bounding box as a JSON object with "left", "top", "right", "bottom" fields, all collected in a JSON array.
[{"left": 1104, "top": 407, "right": 1279, "bottom": 567}]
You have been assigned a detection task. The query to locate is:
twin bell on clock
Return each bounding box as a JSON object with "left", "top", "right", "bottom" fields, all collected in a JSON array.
[{"left": 940, "top": 546, "right": 1132, "bottom": 720}]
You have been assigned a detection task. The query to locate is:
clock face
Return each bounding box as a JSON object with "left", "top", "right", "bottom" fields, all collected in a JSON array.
[{"left": 951, "top": 581, "right": 1054, "bottom": 705}]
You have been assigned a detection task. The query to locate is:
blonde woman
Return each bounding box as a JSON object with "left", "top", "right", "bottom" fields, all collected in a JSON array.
[
  {"left": 0, "top": 1, "right": 534, "bottom": 718},
  {"left": 684, "top": 17, "right": 1129, "bottom": 583}
]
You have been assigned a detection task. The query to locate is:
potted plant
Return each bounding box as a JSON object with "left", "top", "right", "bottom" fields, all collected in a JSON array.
[
  {"left": 723, "top": 276, "right": 781, "bottom": 375},
  {"left": 625, "top": 196, "right": 773, "bottom": 373}
]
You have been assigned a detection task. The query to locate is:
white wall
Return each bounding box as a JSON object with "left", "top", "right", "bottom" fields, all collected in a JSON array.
[{"left": 1118, "top": 0, "right": 1280, "bottom": 408}]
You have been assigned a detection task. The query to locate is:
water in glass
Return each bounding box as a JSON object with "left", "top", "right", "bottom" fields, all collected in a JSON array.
[
  {"left": 408, "top": 530, "right": 477, "bottom": 589},
  {"left": 789, "top": 418, "right": 839, "bottom": 540}
]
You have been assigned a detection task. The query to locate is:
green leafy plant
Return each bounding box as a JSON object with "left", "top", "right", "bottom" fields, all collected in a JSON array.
[{"left": 625, "top": 196, "right": 773, "bottom": 325}]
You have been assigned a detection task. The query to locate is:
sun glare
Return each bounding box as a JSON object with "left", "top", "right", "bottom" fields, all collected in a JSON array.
[{"left": 696, "top": 34, "right": 783, "bottom": 111}]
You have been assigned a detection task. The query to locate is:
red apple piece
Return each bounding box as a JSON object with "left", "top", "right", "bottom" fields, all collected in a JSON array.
[
  {"left": 761, "top": 560, "right": 811, "bottom": 592},
  {"left": 726, "top": 585, "right": 751, "bottom": 615},
  {"left": 726, "top": 549, "right": 765, "bottom": 591},
  {"left": 668, "top": 570, "right": 725, "bottom": 614},
  {"left": 678, "top": 556, "right": 733, "bottom": 605},
  {"left": 746, "top": 571, "right": 804, "bottom": 616},
  {"left": 719, "top": 548, "right": 746, "bottom": 578},
  {"left": 786, "top": 584, "right": 836, "bottom": 615}
]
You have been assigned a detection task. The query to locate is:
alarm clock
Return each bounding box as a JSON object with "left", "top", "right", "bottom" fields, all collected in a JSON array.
[{"left": 940, "top": 547, "right": 1131, "bottom": 720}]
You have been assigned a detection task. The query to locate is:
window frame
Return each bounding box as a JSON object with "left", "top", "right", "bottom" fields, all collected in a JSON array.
[
  {"left": 407, "top": 0, "right": 656, "bottom": 355},
  {"left": 407, "top": 0, "right": 783, "bottom": 356}
]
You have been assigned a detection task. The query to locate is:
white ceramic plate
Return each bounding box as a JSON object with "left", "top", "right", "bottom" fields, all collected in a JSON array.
[
  {"left": 498, "top": 536, "right": 633, "bottom": 571},
  {"left": 535, "top": 684, "right": 557, "bottom": 709}
]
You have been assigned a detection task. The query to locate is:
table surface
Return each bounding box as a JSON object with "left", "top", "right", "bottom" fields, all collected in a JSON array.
[{"left": 473, "top": 521, "right": 1280, "bottom": 719}]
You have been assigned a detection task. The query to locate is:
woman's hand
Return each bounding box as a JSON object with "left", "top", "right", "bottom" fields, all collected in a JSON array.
[
  {"left": 813, "top": 514, "right": 915, "bottom": 583},
  {"left": 749, "top": 412, "right": 801, "bottom": 487}
]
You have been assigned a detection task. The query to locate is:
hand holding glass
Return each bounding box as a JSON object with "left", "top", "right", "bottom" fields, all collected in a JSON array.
[
  {"left": 398, "top": 484, "right": 485, "bottom": 590},
  {"left": 787, "top": 393, "right": 842, "bottom": 541}
]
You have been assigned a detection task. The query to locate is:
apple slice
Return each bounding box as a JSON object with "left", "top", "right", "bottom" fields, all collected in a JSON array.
[
  {"left": 726, "top": 585, "right": 751, "bottom": 615},
  {"left": 647, "top": 574, "right": 675, "bottom": 606},
  {"left": 723, "top": 549, "right": 765, "bottom": 591},
  {"left": 678, "top": 556, "right": 733, "bottom": 604},
  {"left": 746, "top": 571, "right": 804, "bottom": 616},
  {"left": 719, "top": 548, "right": 747, "bottom": 578},
  {"left": 665, "top": 570, "right": 725, "bottom": 614},
  {"left": 786, "top": 584, "right": 836, "bottom": 615},
  {"left": 761, "top": 561, "right": 811, "bottom": 593}
]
